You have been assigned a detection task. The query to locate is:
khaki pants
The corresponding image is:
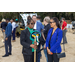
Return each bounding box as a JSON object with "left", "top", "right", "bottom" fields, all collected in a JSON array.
[{"left": 2, "top": 32, "right": 5, "bottom": 40}]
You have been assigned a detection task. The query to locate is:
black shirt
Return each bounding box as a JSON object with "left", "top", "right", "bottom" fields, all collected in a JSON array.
[
  {"left": 1, "top": 22, "right": 7, "bottom": 30},
  {"left": 40, "top": 23, "right": 51, "bottom": 45}
]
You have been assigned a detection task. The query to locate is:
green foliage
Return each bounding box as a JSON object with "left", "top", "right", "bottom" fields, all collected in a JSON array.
[
  {"left": 0, "top": 12, "right": 75, "bottom": 21},
  {"left": 0, "top": 12, "right": 19, "bottom": 21},
  {"left": 37, "top": 12, "right": 75, "bottom": 21}
]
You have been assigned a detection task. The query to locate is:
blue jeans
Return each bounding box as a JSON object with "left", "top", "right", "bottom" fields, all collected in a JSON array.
[
  {"left": 12, "top": 28, "right": 16, "bottom": 40},
  {"left": 37, "top": 44, "right": 48, "bottom": 62},
  {"left": 42, "top": 45, "right": 48, "bottom": 62},
  {"left": 5, "top": 35, "right": 12, "bottom": 55},
  {"left": 37, "top": 44, "right": 42, "bottom": 62}
]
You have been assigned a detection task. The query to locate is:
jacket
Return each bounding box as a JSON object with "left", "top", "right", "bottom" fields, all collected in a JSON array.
[
  {"left": 36, "top": 21, "right": 44, "bottom": 33},
  {"left": 20, "top": 28, "right": 33, "bottom": 55},
  {"left": 46, "top": 28, "right": 63, "bottom": 53},
  {"left": 5, "top": 22, "right": 12, "bottom": 38},
  {"left": 40, "top": 24, "right": 51, "bottom": 45},
  {"left": 1, "top": 22, "right": 7, "bottom": 30}
]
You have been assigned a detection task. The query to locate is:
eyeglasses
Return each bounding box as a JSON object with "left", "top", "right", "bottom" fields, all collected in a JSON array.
[
  {"left": 31, "top": 23, "right": 35, "bottom": 25},
  {"left": 50, "top": 22, "right": 55, "bottom": 24}
]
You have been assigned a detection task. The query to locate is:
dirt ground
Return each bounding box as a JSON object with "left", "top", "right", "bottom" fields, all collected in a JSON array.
[{"left": 0, "top": 28, "right": 75, "bottom": 62}]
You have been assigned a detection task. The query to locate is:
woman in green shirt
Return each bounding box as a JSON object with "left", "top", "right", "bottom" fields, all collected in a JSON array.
[{"left": 20, "top": 19, "right": 38, "bottom": 62}]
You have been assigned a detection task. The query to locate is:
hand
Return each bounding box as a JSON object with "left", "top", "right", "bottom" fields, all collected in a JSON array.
[
  {"left": 5, "top": 38, "right": 8, "bottom": 41},
  {"left": 30, "top": 44, "right": 37, "bottom": 49},
  {"left": 12, "top": 31, "right": 13, "bottom": 33},
  {"left": 34, "top": 42, "right": 37, "bottom": 45},
  {"left": 3, "top": 29, "right": 5, "bottom": 32},
  {"left": 47, "top": 47, "right": 53, "bottom": 55},
  {"left": 47, "top": 47, "right": 51, "bottom": 54},
  {"left": 44, "top": 44, "right": 46, "bottom": 49}
]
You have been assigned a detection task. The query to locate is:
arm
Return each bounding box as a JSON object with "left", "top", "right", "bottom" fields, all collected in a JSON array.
[
  {"left": 20, "top": 31, "right": 31, "bottom": 48},
  {"left": 46, "top": 29, "right": 51, "bottom": 48},
  {"left": 62, "top": 22, "right": 67, "bottom": 30},
  {"left": 63, "top": 26, "right": 67, "bottom": 30},
  {"left": 6, "top": 24, "right": 12, "bottom": 38},
  {"left": 12, "top": 24, "right": 14, "bottom": 31},
  {"left": 1, "top": 23, "right": 2, "bottom": 28},
  {"left": 43, "top": 25, "right": 51, "bottom": 39},
  {"left": 20, "top": 30, "right": 37, "bottom": 49},
  {"left": 41, "top": 23, "right": 44, "bottom": 31},
  {"left": 12, "top": 23, "right": 15, "bottom": 31},
  {"left": 50, "top": 30, "right": 63, "bottom": 52}
]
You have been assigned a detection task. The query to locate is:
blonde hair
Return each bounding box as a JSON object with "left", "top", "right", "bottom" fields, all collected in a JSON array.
[
  {"left": 44, "top": 16, "right": 50, "bottom": 23},
  {"left": 2, "top": 18, "right": 6, "bottom": 22}
]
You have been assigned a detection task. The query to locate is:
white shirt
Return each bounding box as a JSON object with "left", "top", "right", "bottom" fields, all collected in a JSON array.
[
  {"left": 34, "top": 22, "right": 37, "bottom": 29},
  {"left": 12, "top": 22, "right": 16, "bottom": 31}
]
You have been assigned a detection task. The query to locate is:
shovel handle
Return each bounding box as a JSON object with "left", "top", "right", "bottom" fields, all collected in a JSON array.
[{"left": 34, "top": 37, "right": 36, "bottom": 62}]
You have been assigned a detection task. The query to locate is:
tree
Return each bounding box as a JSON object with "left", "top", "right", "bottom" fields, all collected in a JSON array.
[{"left": 0, "top": 12, "right": 75, "bottom": 22}]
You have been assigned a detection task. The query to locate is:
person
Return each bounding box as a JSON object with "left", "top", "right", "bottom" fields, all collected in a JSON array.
[
  {"left": 32, "top": 15, "right": 44, "bottom": 33},
  {"left": 36, "top": 15, "right": 41, "bottom": 22},
  {"left": 1, "top": 18, "right": 7, "bottom": 42},
  {"left": 2, "top": 19, "right": 12, "bottom": 57},
  {"left": 27, "top": 16, "right": 32, "bottom": 20},
  {"left": 61, "top": 18, "right": 67, "bottom": 44},
  {"left": 46, "top": 17, "right": 63, "bottom": 62},
  {"left": 0, "top": 21, "right": 1, "bottom": 28},
  {"left": 20, "top": 19, "right": 38, "bottom": 62},
  {"left": 11, "top": 19, "right": 16, "bottom": 42},
  {"left": 40, "top": 16, "right": 51, "bottom": 62},
  {"left": 15, "top": 19, "right": 21, "bottom": 38},
  {"left": 25, "top": 16, "right": 32, "bottom": 29},
  {"left": 32, "top": 15, "right": 44, "bottom": 62}
]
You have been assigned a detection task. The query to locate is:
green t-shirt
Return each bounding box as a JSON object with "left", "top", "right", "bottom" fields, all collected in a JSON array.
[{"left": 27, "top": 27, "right": 35, "bottom": 52}]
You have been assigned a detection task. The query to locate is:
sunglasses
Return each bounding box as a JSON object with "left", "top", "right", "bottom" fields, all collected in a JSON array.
[
  {"left": 31, "top": 23, "right": 35, "bottom": 25},
  {"left": 50, "top": 22, "right": 55, "bottom": 24}
]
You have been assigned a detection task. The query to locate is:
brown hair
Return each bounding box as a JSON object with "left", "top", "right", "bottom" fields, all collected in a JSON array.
[
  {"left": 62, "top": 18, "right": 65, "bottom": 21},
  {"left": 51, "top": 17, "right": 61, "bottom": 29},
  {"left": 27, "top": 16, "right": 32, "bottom": 20},
  {"left": 27, "top": 19, "right": 35, "bottom": 25}
]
